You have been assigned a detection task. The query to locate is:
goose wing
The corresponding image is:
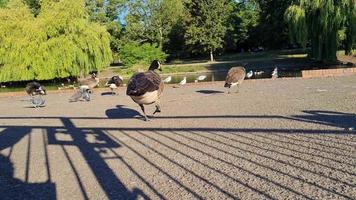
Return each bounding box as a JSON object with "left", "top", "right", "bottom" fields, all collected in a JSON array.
[
  {"left": 225, "top": 67, "right": 246, "bottom": 84},
  {"left": 126, "top": 71, "right": 161, "bottom": 96}
]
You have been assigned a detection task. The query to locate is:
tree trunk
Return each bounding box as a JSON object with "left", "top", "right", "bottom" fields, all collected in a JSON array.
[
  {"left": 345, "top": 26, "right": 353, "bottom": 56},
  {"left": 210, "top": 50, "right": 214, "bottom": 62}
]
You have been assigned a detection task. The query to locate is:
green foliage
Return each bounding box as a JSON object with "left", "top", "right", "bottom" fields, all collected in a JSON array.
[
  {"left": 0, "top": 0, "right": 112, "bottom": 82},
  {"left": 285, "top": 0, "right": 355, "bottom": 61},
  {"left": 119, "top": 42, "right": 166, "bottom": 67},
  {"left": 284, "top": 5, "right": 308, "bottom": 47},
  {"left": 184, "top": 0, "right": 231, "bottom": 61},
  {"left": 225, "top": 0, "right": 260, "bottom": 51},
  {"left": 255, "top": 0, "right": 292, "bottom": 49},
  {"left": 344, "top": 0, "right": 356, "bottom": 55},
  {"left": 124, "top": 0, "right": 185, "bottom": 48},
  {"left": 0, "top": 0, "right": 8, "bottom": 7}
]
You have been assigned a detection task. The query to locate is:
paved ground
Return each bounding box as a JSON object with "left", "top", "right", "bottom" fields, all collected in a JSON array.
[{"left": 0, "top": 76, "right": 355, "bottom": 200}]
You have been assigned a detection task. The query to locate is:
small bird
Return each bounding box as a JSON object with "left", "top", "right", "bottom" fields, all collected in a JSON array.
[
  {"left": 246, "top": 70, "right": 253, "bottom": 78},
  {"left": 179, "top": 77, "right": 187, "bottom": 85},
  {"left": 126, "top": 60, "right": 164, "bottom": 121},
  {"left": 70, "top": 72, "right": 99, "bottom": 102},
  {"left": 254, "top": 70, "right": 264, "bottom": 76},
  {"left": 196, "top": 75, "right": 207, "bottom": 81},
  {"left": 271, "top": 67, "right": 278, "bottom": 79},
  {"left": 25, "top": 82, "right": 46, "bottom": 107},
  {"left": 224, "top": 67, "right": 246, "bottom": 94},
  {"left": 163, "top": 76, "right": 172, "bottom": 83},
  {"left": 106, "top": 75, "right": 123, "bottom": 95}
]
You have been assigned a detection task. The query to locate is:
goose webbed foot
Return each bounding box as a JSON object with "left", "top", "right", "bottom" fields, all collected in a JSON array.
[{"left": 153, "top": 104, "right": 161, "bottom": 115}]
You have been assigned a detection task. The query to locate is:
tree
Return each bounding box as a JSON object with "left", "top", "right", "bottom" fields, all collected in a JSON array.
[
  {"left": 124, "top": 0, "right": 185, "bottom": 48},
  {"left": 225, "top": 0, "right": 260, "bottom": 51},
  {"left": 344, "top": 0, "right": 356, "bottom": 55},
  {"left": 254, "top": 0, "right": 292, "bottom": 49},
  {"left": 85, "top": 0, "right": 125, "bottom": 60},
  {"left": 184, "top": 0, "right": 231, "bottom": 61},
  {"left": 285, "top": 0, "right": 356, "bottom": 61},
  {"left": 0, "top": 0, "right": 112, "bottom": 82}
]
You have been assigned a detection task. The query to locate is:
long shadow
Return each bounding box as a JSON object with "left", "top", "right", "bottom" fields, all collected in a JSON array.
[
  {"left": 210, "top": 131, "right": 356, "bottom": 170},
  {"left": 186, "top": 131, "right": 356, "bottom": 183},
  {"left": 0, "top": 110, "right": 355, "bottom": 199},
  {"left": 106, "top": 105, "right": 143, "bottom": 120},
  {"left": 46, "top": 118, "right": 148, "bottom": 200},
  {"left": 134, "top": 130, "right": 276, "bottom": 199},
  {"left": 0, "top": 128, "right": 56, "bottom": 200},
  {"left": 196, "top": 90, "right": 224, "bottom": 94},
  {"left": 153, "top": 130, "right": 355, "bottom": 199},
  {"left": 292, "top": 110, "right": 356, "bottom": 130}
]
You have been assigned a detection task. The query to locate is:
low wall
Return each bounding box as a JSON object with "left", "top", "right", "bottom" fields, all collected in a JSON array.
[{"left": 302, "top": 67, "right": 356, "bottom": 78}]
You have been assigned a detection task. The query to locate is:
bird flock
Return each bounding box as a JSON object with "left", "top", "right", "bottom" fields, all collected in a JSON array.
[{"left": 23, "top": 61, "right": 279, "bottom": 121}]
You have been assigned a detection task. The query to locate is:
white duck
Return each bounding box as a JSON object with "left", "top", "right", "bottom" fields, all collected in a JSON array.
[
  {"left": 179, "top": 77, "right": 187, "bottom": 85},
  {"left": 163, "top": 76, "right": 172, "bottom": 83},
  {"left": 246, "top": 70, "right": 253, "bottom": 78},
  {"left": 271, "top": 67, "right": 278, "bottom": 78},
  {"left": 196, "top": 75, "right": 207, "bottom": 81}
]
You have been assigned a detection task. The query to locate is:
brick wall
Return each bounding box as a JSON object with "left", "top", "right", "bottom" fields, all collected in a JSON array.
[{"left": 302, "top": 68, "right": 356, "bottom": 78}]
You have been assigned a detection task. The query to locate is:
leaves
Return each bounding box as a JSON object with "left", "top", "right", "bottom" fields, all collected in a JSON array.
[
  {"left": 184, "top": 0, "right": 231, "bottom": 59},
  {"left": 285, "top": 0, "right": 355, "bottom": 61},
  {"left": 0, "top": 0, "right": 112, "bottom": 82}
]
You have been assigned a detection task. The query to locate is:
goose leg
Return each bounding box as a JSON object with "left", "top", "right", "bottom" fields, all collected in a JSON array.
[
  {"left": 139, "top": 104, "right": 149, "bottom": 121},
  {"left": 235, "top": 85, "right": 240, "bottom": 93},
  {"left": 83, "top": 90, "right": 91, "bottom": 101}
]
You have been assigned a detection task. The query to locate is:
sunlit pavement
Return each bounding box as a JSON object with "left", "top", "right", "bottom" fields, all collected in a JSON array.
[{"left": 0, "top": 76, "right": 355, "bottom": 200}]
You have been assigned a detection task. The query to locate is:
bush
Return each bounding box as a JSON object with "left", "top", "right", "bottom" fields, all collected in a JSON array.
[{"left": 119, "top": 42, "right": 166, "bottom": 67}]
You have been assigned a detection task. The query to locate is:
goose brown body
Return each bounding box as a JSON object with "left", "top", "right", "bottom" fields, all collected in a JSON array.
[
  {"left": 126, "top": 60, "right": 163, "bottom": 121},
  {"left": 79, "top": 75, "right": 99, "bottom": 89},
  {"left": 224, "top": 67, "right": 246, "bottom": 88}
]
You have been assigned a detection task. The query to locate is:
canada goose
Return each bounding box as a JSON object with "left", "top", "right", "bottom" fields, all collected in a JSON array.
[
  {"left": 163, "top": 76, "right": 172, "bottom": 83},
  {"left": 246, "top": 70, "right": 253, "bottom": 78},
  {"left": 179, "top": 77, "right": 187, "bottom": 85},
  {"left": 224, "top": 67, "right": 246, "bottom": 93},
  {"left": 271, "top": 67, "right": 278, "bottom": 79},
  {"left": 25, "top": 82, "right": 46, "bottom": 107},
  {"left": 70, "top": 72, "right": 99, "bottom": 102},
  {"left": 25, "top": 82, "right": 46, "bottom": 96},
  {"left": 126, "top": 60, "right": 164, "bottom": 121},
  {"left": 106, "top": 75, "right": 123, "bottom": 95}
]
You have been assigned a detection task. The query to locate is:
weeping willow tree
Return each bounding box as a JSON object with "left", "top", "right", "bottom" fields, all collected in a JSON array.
[
  {"left": 285, "top": 0, "right": 356, "bottom": 61},
  {"left": 0, "top": 0, "right": 112, "bottom": 82}
]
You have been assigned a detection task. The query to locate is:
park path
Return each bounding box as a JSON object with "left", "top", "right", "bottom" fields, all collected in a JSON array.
[{"left": 0, "top": 76, "right": 355, "bottom": 199}]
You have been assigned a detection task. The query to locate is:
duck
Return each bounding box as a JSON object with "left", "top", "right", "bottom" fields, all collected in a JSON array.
[
  {"left": 179, "top": 77, "right": 187, "bottom": 85},
  {"left": 25, "top": 82, "right": 46, "bottom": 107},
  {"left": 163, "top": 76, "right": 172, "bottom": 83},
  {"left": 106, "top": 75, "right": 123, "bottom": 95},
  {"left": 246, "top": 70, "right": 253, "bottom": 78},
  {"left": 196, "top": 75, "right": 207, "bottom": 81},
  {"left": 70, "top": 72, "right": 99, "bottom": 102},
  {"left": 271, "top": 67, "right": 278, "bottom": 79},
  {"left": 224, "top": 67, "right": 246, "bottom": 94},
  {"left": 126, "top": 60, "right": 164, "bottom": 121},
  {"left": 254, "top": 70, "right": 264, "bottom": 76}
]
